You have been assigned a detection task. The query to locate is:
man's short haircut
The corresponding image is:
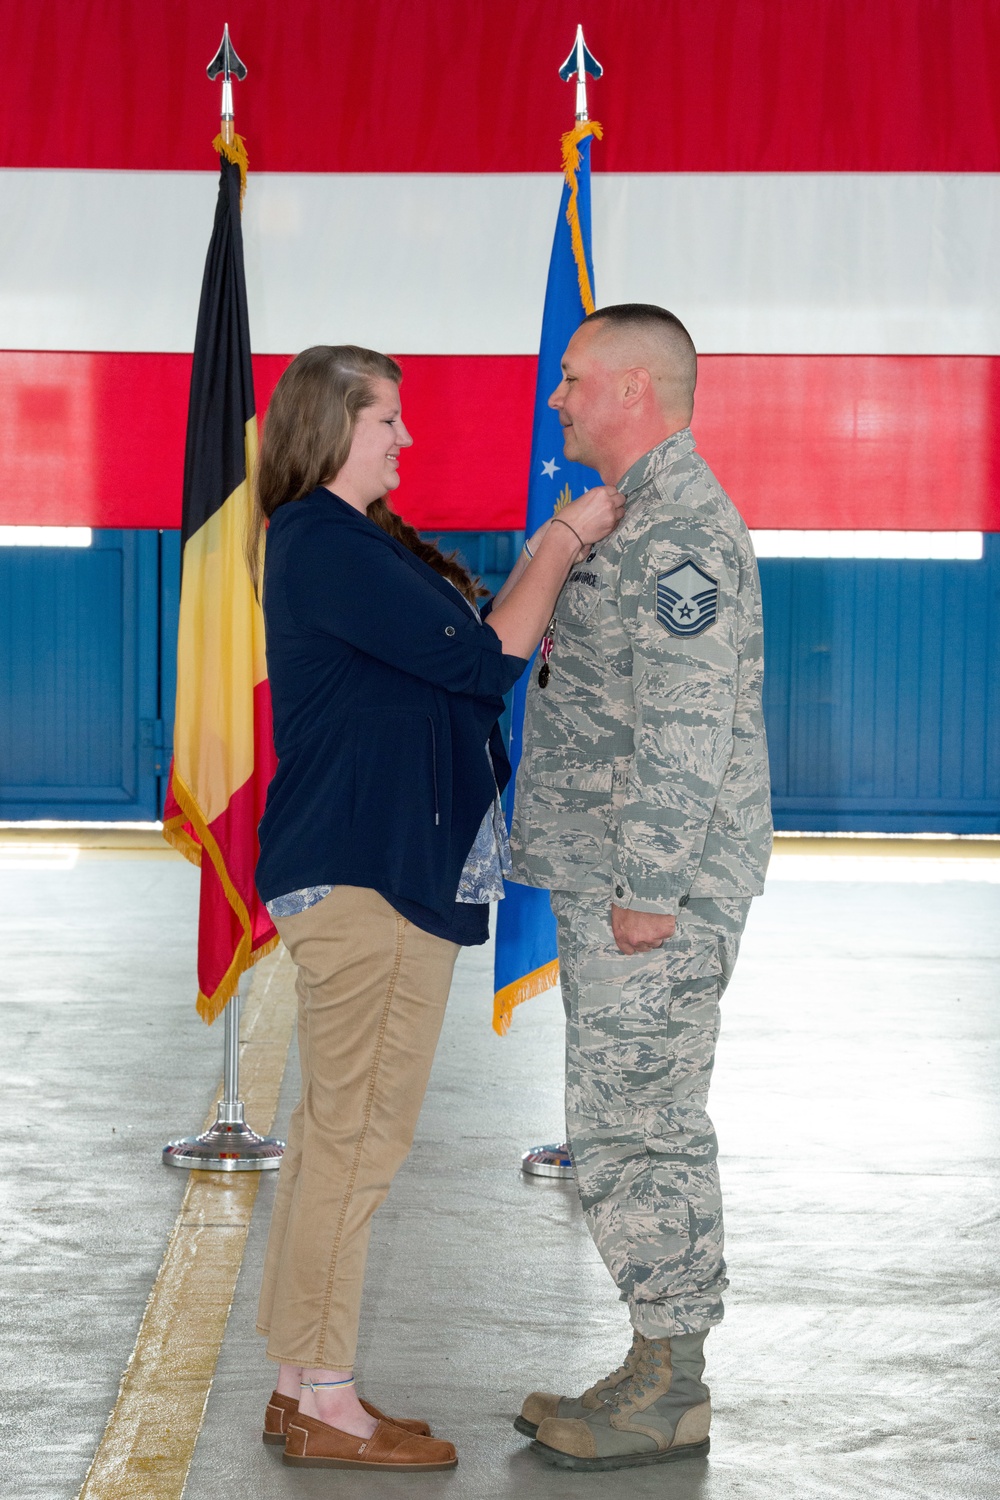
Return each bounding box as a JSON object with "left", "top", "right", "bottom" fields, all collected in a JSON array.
[{"left": 582, "top": 303, "right": 697, "bottom": 415}]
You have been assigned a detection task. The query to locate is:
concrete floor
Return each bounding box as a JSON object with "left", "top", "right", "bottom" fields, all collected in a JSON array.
[
  {"left": 0, "top": 846, "right": 210, "bottom": 1498},
  {"left": 1, "top": 845, "right": 999, "bottom": 1498}
]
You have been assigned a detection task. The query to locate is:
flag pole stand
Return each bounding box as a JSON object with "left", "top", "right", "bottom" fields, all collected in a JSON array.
[
  {"left": 162, "top": 987, "right": 284, "bottom": 1171},
  {"left": 521, "top": 1143, "right": 574, "bottom": 1180}
]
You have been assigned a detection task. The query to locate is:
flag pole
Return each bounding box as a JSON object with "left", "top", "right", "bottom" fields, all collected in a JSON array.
[
  {"left": 163, "top": 977, "right": 284, "bottom": 1170},
  {"left": 519, "top": 24, "right": 603, "bottom": 1182},
  {"left": 163, "top": 25, "right": 283, "bottom": 1173}
]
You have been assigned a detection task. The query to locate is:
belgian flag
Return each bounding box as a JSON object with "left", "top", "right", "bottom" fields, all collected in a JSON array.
[{"left": 163, "top": 138, "right": 278, "bottom": 1023}]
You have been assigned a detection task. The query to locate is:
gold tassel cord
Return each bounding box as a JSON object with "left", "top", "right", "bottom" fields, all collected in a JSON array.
[
  {"left": 560, "top": 120, "right": 603, "bottom": 316},
  {"left": 212, "top": 130, "right": 249, "bottom": 209},
  {"left": 491, "top": 127, "right": 602, "bottom": 1039}
]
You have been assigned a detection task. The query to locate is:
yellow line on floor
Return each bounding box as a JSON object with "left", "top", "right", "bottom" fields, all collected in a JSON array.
[
  {"left": 77, "top": 948, "right": 297, "bottom": 1500},
  {"left": 3, "top": 826, "right": 997, "bottom": 861}
]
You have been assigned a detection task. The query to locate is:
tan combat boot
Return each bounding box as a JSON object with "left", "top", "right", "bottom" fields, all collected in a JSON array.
[
  {"left": 515, "top": 1330, "right": 648, "bottom": 1438},
  {"left": 532, "top": 1331, "right": 711, "bottom": 1470}
]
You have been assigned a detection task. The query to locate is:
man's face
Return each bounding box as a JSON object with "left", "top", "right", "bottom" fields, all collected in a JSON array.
[{"left": 548, "top": 322, "right": 621, "bottom": 473}]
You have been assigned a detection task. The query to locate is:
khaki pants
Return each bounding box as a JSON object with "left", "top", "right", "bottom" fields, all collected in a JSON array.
[{"left": 256, "top": 886, "right": 459, "bottom": 1369}]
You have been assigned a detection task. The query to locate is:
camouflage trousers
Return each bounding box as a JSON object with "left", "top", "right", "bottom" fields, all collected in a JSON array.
[{"left": 551, "top": 891, "right": 751, "bottom": 1339}]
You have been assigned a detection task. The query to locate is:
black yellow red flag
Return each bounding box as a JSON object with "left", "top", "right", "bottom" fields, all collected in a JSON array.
[{"left": 163, "top": 139, "right": 278, "bottom": 1022}]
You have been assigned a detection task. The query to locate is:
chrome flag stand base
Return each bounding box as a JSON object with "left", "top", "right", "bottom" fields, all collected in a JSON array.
[
  {"left": 163, "top": 993, "right": 285, "bottom": 1171},
  {"left": 521, "top": 1142, "right": 574, "bottom": 1179}
]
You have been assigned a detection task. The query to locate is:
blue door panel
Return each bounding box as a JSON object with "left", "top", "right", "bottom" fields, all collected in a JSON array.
[
  {"left": 759, "top": 533, "right": 1000, "bottom": 831},
  {"left": 0, "top": 530, "right": 160, "bottom": 820},
  {"left": 1, "top": 527, "right": 997, "bottom": 832},
  {"left": 434, "top": 530, "right": 1000, "bottom": 833},
  {"left": 159, "top": 529, "right": 182, "bottom": 817},
  {"left": 426, "top": 529, "right": 525, "bottom": 600}
]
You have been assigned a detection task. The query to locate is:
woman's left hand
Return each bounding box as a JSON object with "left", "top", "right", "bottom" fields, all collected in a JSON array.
[{"left": 558, "top": 485, "right": 627, "bottom": 555}]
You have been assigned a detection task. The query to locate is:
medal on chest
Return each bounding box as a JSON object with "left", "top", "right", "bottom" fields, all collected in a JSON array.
[{"left": 537, "top": 616, "right": 555, "bottom": 689}]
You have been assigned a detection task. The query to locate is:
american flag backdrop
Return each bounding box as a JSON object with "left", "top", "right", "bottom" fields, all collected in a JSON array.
[{"left": 1, "top": 0, "right": 998, "bottom": 540}]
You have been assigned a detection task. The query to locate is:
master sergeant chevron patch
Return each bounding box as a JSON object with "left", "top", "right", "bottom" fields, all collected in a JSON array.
[{"left": 655, "top": 560, "right": 719, "bottom": 637}]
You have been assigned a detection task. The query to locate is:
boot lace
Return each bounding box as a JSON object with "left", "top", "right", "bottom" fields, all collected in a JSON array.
[
  {"left": 582, "top": 1331, "right": 645, "bottom": 1401},
  {"left": 610, "top": 1345, "right": 664, "bottom": 1412}
]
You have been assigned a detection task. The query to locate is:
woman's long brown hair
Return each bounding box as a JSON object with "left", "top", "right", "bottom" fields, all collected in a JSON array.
[{"left": 246, "top": 345, "right": 485, "bottom": 605}]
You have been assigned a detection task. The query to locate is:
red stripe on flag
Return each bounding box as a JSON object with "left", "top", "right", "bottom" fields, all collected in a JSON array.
[
  {"left": 1, "top": 350, "right": 998, "bottom": 532},
  {"left": 695, "top": 355, "right": 1000, "bottom": 532},
  {"left": 164, "top": 677, "right": 277, "bottom": 1021},
  {"left": 2, "top": 0, "right": 1000, "bottom": 173}
]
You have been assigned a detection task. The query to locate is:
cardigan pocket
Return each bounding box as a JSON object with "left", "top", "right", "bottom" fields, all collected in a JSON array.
[
  {"left": 427, "top": 715, "right": 440, "bottom": 826},
  {"left": 353, "top": 707, "right": 442, "bottom": 842}
]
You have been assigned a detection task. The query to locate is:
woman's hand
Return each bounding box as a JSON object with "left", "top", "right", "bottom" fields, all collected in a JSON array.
[
  {"left": 487, "top": 486, "right": 624, "bottom": 658},
  {"left": 557, "top": 485, "right": 626, "bottom": 556}
]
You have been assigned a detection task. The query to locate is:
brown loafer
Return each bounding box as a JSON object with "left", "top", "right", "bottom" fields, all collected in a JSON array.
[
  {"left": 263, "top": 1391, "right": 299, "bottom": 1444},
  {"left": 262, "top": 1389, "right": 432, "bottom": 1444},
  {"left": 284, "top": 1413, "right": 457, "bottom": 1470}
]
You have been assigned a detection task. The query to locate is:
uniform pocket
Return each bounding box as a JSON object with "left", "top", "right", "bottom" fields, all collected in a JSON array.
[
  {"left": 529, "top": 761, "right": 614, "bottom": 792},
  {"left": 523, "top": 759, "right": 614, "bottom": 869},
  {"left": 576, "top": 947, "right": 721, "bottom": 1113},
  {"left": 556, "top": 570, "right": 602, "bottom": 627}
]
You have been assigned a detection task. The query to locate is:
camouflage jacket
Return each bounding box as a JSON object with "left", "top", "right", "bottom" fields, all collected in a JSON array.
[{"left": 509, "top": 428, "right": 772, "bottom": 913}]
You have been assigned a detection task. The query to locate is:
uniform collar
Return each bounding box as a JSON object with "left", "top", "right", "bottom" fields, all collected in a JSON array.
[{"left": 617, "top": 428, "right": 695, "bottom": 505}]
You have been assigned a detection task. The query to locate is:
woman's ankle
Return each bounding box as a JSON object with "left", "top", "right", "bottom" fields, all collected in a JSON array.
[
  {"left": 275, "top": 1363, "right": 303, "bottom": 1399},
  {"left": 299, "top": 1368, "right": 377, "bottom": 1439}
]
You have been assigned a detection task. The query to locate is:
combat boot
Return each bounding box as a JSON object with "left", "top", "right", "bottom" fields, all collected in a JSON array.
[
  {"left": 515, "top": 1330, "right": 648, "bottom": 1438},
  {"left": 531, "top": 1330, "right": 711, "bottom": 1470}
]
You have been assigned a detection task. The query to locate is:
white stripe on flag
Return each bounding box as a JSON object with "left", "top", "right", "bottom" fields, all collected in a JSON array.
[
  {"left": 0, "top": 525, "right": 93, "bottom": 547},
  {"left": 751, "top": 531, "right": 984, "bottom": 560},
  {"left": 0, "top": 170, "right": 997, "bottom": 356}
]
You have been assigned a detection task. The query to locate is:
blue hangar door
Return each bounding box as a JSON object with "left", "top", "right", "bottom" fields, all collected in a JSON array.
[
  {"left": 0, "top": 531, "right": 167, "bottom": 821},
  {"left": 1, "top": 528, "right": 998, "bottom": 832},
  {"left": 444, "top": 531, "right": 1000, "bottom": 836},
  {"left": 759, "top": 535, "right": 1000, "bottom": 834}
]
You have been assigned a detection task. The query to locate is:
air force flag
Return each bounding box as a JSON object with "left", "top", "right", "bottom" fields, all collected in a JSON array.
[{"left": 492, "top": 117, "right": 603, "bottom": 1036}]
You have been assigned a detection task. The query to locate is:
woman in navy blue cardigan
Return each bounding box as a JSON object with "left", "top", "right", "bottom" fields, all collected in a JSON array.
[{"left": 248, "top": 345, "right": 624, "bottom": 1472}]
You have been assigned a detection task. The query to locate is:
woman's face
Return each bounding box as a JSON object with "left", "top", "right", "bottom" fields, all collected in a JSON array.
[{"left": 331, "top": 378, "right": 413, "bottom": 511}]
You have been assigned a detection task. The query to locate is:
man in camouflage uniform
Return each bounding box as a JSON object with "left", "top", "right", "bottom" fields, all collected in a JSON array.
[{"left": 509, "top": 304, "right": 772, "bottom": 1471}]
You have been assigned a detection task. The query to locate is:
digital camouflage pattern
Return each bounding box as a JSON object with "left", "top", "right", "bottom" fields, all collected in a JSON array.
[
  {"left": 552, "top": 890, "right": 750, "bottom": 1337},
  {"left": 510, "top": 427, "right": 772, "bottom": 914},
  {"left": 510, "top": 428, "right": 771, "bottom": 1337}
]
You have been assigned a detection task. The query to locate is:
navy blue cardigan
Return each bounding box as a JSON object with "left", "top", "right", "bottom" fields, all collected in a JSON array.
[{"left": 256, "top": 488, "right": 527, "bottom": 917}]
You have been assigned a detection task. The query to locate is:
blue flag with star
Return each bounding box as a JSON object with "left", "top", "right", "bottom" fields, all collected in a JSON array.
[{"left": 493, "top": 121, "right": 603, "bottom": 1034}]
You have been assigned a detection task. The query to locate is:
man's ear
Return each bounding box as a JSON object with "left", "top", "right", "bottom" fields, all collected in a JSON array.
[{"left": 621, "top": 366, "right": 651, "bottom": 409}]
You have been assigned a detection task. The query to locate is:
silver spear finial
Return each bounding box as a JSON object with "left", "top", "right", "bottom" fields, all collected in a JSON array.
[
  {"left": 558, "top": 24, "right": 603, "bottom": 122},
  {"left": 207, "top": 24, "right": 247, "bottom": 144}
]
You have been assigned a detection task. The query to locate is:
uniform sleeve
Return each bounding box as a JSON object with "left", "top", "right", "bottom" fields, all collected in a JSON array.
[
  {"left": 612, "top": 522, "right": 741, "bottom": 914},
  {"left": 285, "top": 519, "right": 527, "bottom": 699}
]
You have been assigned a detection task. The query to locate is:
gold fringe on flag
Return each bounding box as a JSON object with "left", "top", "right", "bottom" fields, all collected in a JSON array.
[
  {"left": 560, "top": 119, "right": 603, "bottom": 316},
  {"left": 163, "top": 768, "right": 279, "bottom": 1025},
  {"left": 492, "top": 958, "right": 561, "bottom": 1036},
  {"left": 212, "top": 130, "right": 249, "bottom": 208},
  {"left": 161, "top": 812, "right": 202, "bottom": 867}
]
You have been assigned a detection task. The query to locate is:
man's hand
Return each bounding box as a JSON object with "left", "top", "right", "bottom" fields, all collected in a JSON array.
[{"left": 611, "top": 904, "right": 677, "bottom": 956}]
